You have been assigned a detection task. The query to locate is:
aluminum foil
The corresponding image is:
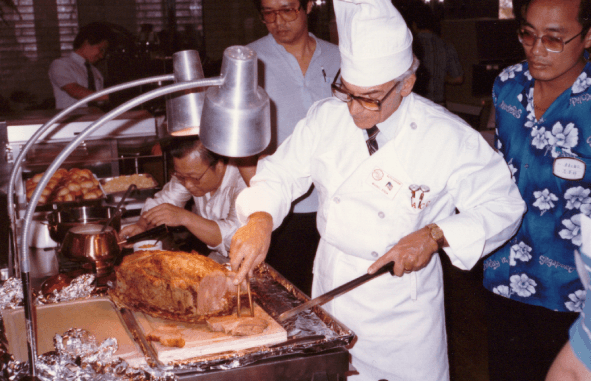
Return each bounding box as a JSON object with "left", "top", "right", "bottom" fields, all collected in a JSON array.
[
  {"left": 0, "top": 277, "right": 24, "bottom": 310},
  {"left": 0, "top": 328, "right": 177, "bottom": 381},
  {"left": 37, "top": 274, "right": 96, "bottom": 305}
]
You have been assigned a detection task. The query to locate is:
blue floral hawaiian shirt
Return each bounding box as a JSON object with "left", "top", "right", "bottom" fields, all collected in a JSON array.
[{"left": 483, "top": 57, "right": 591, "bottom": 312}]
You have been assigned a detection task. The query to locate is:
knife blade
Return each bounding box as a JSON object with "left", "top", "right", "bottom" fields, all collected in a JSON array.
[
  {"left": 277, "top": 261, "right": 395, "bottom": 322},
  {"left": 119, "top": 307, "right": 165, "bottom": 369}
]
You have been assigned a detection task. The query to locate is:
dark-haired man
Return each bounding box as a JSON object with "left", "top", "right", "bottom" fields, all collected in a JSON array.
[
  {"left": 483, "top": 0, "right": 591, "bottom": 379},
  {"left": 121, "top": 138, "right": 247, "bottom": 259},
  {"left": 245, "top": 0, "right": 340, "bottom": 295},
  {"left": 49, "top": 23, "right": 112, "bottom": 109}
]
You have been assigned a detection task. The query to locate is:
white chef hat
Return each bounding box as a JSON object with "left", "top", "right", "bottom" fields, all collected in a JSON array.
[{"left": 335, "top": 0, "right": 413, "bottom": 87}]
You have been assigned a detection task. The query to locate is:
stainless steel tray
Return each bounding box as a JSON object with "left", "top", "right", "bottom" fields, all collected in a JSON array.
[
  {"left": 100, "top": 174, "right": 160, "bottom": 203},
  {"left": 32, "top": 174, "right": 107, "bottom": 212}
]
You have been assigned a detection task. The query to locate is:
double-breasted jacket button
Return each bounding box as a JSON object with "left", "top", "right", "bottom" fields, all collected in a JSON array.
[
  {"left": 378, "top": 211, "right": 385, "bottom": 218},
  {"left": 371, "top": 251, "right": 379, "bottom": 258},
  {"left": 410, "top": 122, "right": 418, "bottom": 129}
]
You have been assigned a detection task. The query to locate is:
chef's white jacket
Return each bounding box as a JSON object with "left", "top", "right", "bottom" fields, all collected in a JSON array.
[
  {"left": 236, "top": 94, "right": 525, "bottom": 380},
  {"left": 143, "top": 163, "right": 246, "bottom": 257}
]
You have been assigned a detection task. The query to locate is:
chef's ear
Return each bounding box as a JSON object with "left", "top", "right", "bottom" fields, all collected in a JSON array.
[
  {"left": 400, "top": 74, "right": 416, "bottom": 98},
  {"left": 306, "top": 0, "right": 313, "bottom": 15}
]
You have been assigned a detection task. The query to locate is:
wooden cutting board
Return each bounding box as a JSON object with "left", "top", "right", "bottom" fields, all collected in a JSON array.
[{"left": 134, "top": 303, "right": 287, "bottom": 364}]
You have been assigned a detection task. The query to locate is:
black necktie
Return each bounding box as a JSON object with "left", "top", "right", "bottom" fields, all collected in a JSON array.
[
  {"left": 366, "top": 125, "right": 380, "bottom": 155},
  {"left": 85, "top": 62, "right": 96, "bottom": 91}
]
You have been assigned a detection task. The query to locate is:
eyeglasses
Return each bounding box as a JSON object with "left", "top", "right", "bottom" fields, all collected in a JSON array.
[
  {"left": 517, "top": 28, "right": 584, "bottom": 53},
  {"left": 260, "top": 5, "right": 301, "bottom": 24},
  {"left": 331, "top": 70, "right": 399, "bottom": 111},
  {"left": 173, "top": 165, "right": 212, "bottom": 185}
]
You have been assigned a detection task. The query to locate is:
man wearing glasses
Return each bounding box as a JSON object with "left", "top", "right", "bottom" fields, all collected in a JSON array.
[
  {"left": 482, "top": 0, "right": 591, "bottom": 379},
  {"left": 121, "top": 137, "right": 246, "bottom": 261},
  {"left": 244, "top": 0, "right": 340, "bottom": 295},
  {"left": 229, "top": 0, "right": 524, "bottom": 379}
]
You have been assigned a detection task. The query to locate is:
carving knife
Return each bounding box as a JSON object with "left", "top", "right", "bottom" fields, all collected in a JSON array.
[
  {"left": 277, "top": 261, "right": 395, "bottom": 322},
  {"left": 119, "top": 307, "right": 165, "bottom": 369}
]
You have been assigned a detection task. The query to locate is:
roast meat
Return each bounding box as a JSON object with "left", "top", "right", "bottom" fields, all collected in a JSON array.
[{"left": 110, "top": 250, "right": 238, "bottom": 323}]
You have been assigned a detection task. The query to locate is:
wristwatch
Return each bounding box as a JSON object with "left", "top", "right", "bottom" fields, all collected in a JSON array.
[{"left": 427, "top": 223, "right": 444, "bottom": 250}]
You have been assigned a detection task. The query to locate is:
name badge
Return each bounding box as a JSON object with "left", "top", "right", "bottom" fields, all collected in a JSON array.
[
  {"left": 553, "top": 157, "right": 586, "bottom": 180},
  {"left": 367, "top": 168, "right": 402, "bottom": 200}
]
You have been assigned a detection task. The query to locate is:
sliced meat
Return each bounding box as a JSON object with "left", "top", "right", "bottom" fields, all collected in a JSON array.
[
  {"left": 207, "top": 316, "right": 269, "bottom": 336},
  {"left": 197, "top": 270, "right": 231, "bottom": 315},
  {"left": 146, "top": 325, "right": 186, "bottom": 348}
]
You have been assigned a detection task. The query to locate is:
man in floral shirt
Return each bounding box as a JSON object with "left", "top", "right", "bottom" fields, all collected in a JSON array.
[{"left": 482, "top": 0, "right": 591, "bottom": 379}]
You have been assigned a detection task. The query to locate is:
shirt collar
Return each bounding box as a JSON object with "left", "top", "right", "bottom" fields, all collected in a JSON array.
[
  {"left": 376, "top": 94, "right": 409, "bottom": 141},
  {"left": 70, "top": 52, "right": 87, "bottom": 65},
  {"left": 268, "top": 32, "right": 321, "bottom": 56}
]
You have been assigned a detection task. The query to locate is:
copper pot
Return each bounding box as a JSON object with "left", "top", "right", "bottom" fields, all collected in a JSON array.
[
  {"left": 60, "top": 224, "right": 168, "bottom": 263},
  {"left": 60, "top": 224, "right": 122, "bottom": 263},
  {"left": 47, "top": 206, "right": 122, "bottom": 243}
]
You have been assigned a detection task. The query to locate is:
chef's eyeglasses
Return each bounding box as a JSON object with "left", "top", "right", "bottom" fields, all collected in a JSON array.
[
  {"left": 259, "top": 5, "right": 301, "bottom": 24},
  {"left": 331, "top": 70, "right": 399, "bottom": 111},
  {"left": 517, "top": 28, "right": 584, "bottom": 53},
  {"left": 173, "top": 164, "right": 213, "bottom": 185}
]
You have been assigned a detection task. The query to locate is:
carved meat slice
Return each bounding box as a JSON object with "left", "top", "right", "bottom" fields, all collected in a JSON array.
[
  {"left": 146, "top": 325, "right": 186, "bottom": 348},
  {"left": 206, "top": 316, "right": 269, "bottom": 336},
  {"left": 110, "top": 250, "right": 239, "bottom": 323}
]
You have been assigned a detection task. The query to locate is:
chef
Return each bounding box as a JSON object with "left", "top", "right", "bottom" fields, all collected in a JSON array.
[
  {"left": 229, "top": 0, "right": 526, "bottom": 379},
  {"left": 121, "top": 137, "right": 246, "bottom": 260}
]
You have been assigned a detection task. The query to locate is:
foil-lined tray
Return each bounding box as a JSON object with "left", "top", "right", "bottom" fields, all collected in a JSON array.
[{"left": 0, "top": 264, "right": 354, "bottom": 380}]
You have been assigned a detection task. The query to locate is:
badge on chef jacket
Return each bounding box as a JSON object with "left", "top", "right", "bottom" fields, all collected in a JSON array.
[
  {"left": 553, "top": 157, "right": 586, "bottom": 180},
  {"left": 367, "top": 168, "right": 402, "bottom": 200}
]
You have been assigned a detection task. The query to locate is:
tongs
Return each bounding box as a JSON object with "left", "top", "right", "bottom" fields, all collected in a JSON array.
[{"left": 236, "top": 274, "right": 254, "bottom": 317}]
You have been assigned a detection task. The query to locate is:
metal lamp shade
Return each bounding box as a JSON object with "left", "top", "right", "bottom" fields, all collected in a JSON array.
[
  {"left": 166, "top": 50, "right": 206, "bottom": 136},
  {"left": 200, "top": 46, "right": 271, "bottom": 157}
]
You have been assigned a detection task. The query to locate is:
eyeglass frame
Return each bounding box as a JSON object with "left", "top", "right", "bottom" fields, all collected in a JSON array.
[
  {"left": 259, "top": 4, "right": 302, "bottom": 24},
  {"left": 173, "top": 163, "right": 214, "bottom": 185},
  {"left": 331, "top": 70, "right": 399, "bottom": 111},
  {"left": 517, "top": 27, "right": 584, "bottom": 53}
]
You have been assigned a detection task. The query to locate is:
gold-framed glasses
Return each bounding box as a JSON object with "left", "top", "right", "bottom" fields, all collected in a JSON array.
[
  {"left": 173, "top": 165, "right": 212, "bottom": 185},
  {"left": 517, "top": 28, "right": 584, "bottom": 53},
  {"left": 260, "top": 5, "right": 301, "bottom": 24},
  {"left": 331, "top": 70, "right": 399, "bottom": 111}
]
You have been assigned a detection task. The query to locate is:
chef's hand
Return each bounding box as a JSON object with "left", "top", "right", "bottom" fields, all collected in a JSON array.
[
  {"left": 230, "top": 212, "right": 273, "bottom": 286},
  {"left": 141, "top": 203, "right": 191, "bottom": 228},
  {"left": 121, "top": 223, "right": 145, "bottom": 239},
  {"left": 368, "top": 226, "right": 442, "bottom": 277}
]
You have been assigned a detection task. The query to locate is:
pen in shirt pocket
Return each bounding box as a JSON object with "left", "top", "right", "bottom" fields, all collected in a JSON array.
[{"left": 322, "top": 66, "right": 327, "bottom": 82}]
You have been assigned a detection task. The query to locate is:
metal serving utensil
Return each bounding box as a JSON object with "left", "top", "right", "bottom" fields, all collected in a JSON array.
[
  {"left": 237, "top": 273, "right": 254, "bottom": 318},
  {"left": 101, "top": 184, "right": 137, "bottom": 232}
]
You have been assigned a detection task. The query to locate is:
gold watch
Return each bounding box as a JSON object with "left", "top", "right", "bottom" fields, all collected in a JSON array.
[{"left": 427, "top": 223, "right": 444, "bottom": 249}]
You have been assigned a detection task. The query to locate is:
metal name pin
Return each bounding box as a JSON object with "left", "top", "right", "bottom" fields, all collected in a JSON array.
[
  {"left": 418, "top": 185, "right": 430, "bottom": 209},
  {"left": 409, "top": 184, "right": 419, "bottom": 208}
]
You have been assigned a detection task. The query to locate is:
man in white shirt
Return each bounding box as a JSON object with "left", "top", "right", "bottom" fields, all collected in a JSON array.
[
  {"left": 49, "top": 22, "right": 112, "bottom": 109},
  {"left": 229, "top": 0, "right": 525, "bottom": 379},
  {"left": 121, "top": 137, "right": 247, "bottom": 259}
]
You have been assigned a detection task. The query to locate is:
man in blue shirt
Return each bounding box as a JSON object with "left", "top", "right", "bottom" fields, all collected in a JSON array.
[
  {"left": 483, "top": 0, "right": 591, "bottom": 379},
  {"left": 245, "top": 0, "right": 340, "bottom": 295}
]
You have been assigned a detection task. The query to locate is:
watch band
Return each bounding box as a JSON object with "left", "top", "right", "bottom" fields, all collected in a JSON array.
[{"left": 427, "top": 223, "right": 444, "bottom": 249}]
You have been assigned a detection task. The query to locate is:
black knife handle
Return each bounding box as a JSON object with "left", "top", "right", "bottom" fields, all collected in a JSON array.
[{"left": 125, "top": 224, "right": 168, "bottom": 244}]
